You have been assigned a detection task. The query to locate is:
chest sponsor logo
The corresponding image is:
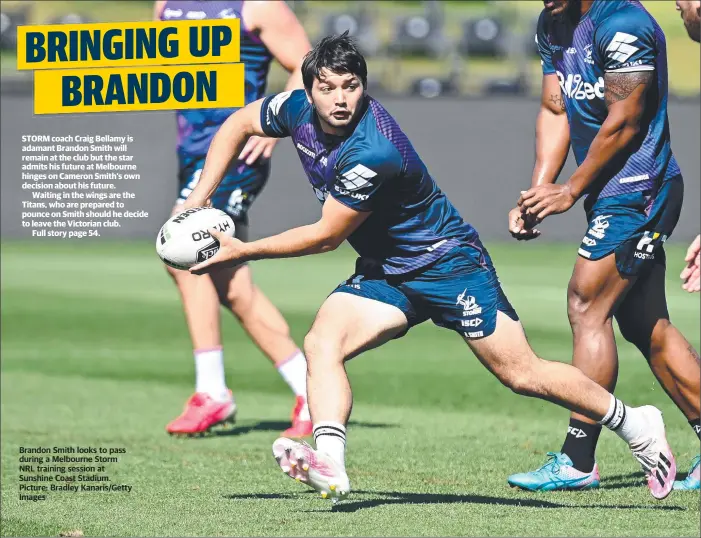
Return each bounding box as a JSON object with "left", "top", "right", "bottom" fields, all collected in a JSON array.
[{"left": 557, "top": 71, "right": 604, "bottom": 101}]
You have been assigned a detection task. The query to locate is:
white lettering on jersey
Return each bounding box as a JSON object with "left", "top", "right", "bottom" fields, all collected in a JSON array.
[
  {"left": 619, "top": 173, "right": 650, "bottom": 184},
  {"left": 338, "top": 164, "right": 377, "bottom": 191},
  {"left": 162, "top": 8, "right": 183, "bottom": 18},
  {"left": 296, "top": 143, "right": 316, "bottom": 159},
  {"left": 557, "top": 71, "right": 604, "bottom": 101},
  {"left": 606, "top": 32, "right": 640, "bottom": 64},
  {"left": 185, "top": 10, "right": 207, "bottom": 19}
]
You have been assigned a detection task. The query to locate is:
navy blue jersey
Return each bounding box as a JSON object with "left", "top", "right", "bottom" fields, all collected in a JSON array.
[
  {"left": 536, "top": 0, "right": 680, "bottom": 200},
  {"left": 161, "top": 0, "right": 273, "bottom": 158},
  {"left": 260, "top": 90, "right": 482, "bottom": 275}
]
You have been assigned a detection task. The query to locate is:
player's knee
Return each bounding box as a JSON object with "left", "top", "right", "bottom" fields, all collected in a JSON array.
[
  {"left": 303, "top": 330, "right": 343, "bottom": 368},
  {"left": 494, "top": 358, "right": 540, "bottom": 396},
  {"left": 221, "top": 278, "right": 254, "bottom": 316},
  {"left": 567, "top": 283, "right": 608, "bottom": 331},
  {"left": 649, "top": 318, "right": 673, "bottom": 355}
]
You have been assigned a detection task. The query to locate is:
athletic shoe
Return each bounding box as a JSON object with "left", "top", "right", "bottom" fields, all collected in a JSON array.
[
  {"left": 507, "top": 452, "right": 600, "bottom": 491},
  {"left": 166, "top": 391, "right": 236, "bottom": 436},
  {"left": 627, "top": 406, "right": 676, "bottom": 500},
  {"left": 673, "top": 455, "right": 700, "bottom": 491},
  {"left": 282, "top": 396, "right": 312, "bottom": 438},
  {"left": 272, "top": 437, "right": 350, "bottom": 501}
]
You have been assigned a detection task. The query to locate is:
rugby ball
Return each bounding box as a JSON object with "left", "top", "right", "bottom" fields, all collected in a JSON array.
[{"left": 156, "top": 207, "right": 235, "bottom": 270}]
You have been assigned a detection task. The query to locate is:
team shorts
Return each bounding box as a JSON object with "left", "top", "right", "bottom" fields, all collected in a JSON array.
[
  {"left": 578, "top": 176, "right": 683, "bottom": 277},
  {"left": 175, "top": 153, "right": 270, "bottom": 239},
  {"left": 332, "top": 244, "right": 519, "bottom": 340}
]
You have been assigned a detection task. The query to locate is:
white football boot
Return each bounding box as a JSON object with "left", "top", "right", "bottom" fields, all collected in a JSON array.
[{"left": 272, "top": 437, "right": 350, "bottom": 502}]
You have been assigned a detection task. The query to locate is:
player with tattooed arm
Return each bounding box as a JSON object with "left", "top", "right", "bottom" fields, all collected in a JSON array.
[{"left": 507, "top": 0, "right": 700, "bottom": 492}]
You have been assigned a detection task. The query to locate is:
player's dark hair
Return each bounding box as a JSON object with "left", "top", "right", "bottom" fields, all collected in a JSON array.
[{"left": 301, "top": 31, "right": 367, "bottom": 92}]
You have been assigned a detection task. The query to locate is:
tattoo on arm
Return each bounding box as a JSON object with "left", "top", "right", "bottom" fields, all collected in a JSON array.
[
  {"left": 689, "top": 344, "right": 700, "bottom": 366},
  {"left": 549, "top": 93, "right": 566, "bottom": 112},
  {"left": 604, "top": 71, "right": 653, "bottom": 107}
]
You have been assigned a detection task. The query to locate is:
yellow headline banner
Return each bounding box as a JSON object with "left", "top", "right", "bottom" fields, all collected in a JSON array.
[
  {"left": 34, "top": 63, "right": 245, "bottom": 115},
  {"left": 17, "top": 20, "right": 240, "bottom": 70}
]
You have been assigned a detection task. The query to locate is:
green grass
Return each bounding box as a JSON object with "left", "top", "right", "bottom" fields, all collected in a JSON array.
[{"left": 1, "top": 241, "right": 700, "bottom": 537}]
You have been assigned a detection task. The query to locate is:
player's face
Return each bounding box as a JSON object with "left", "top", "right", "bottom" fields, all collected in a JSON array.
[
  {"left": 676, "top": 0, "right": 701, "bottom": 42},
  {"left": 309, "top": 69, "right": 364, "bottom": 135}
]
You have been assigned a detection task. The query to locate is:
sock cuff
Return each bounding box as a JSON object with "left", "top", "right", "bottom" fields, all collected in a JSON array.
[
  {"left": 276, "top": 349, "right": 305, "bottom": 370},
  {"left": 313, "top": 422, "right": 346, "bottom": 443},
  {"left": 598, "top": 396, "right": 626, "bottom": 431},
  {"left": 689, "top": 418, "right": 701, "bottom": 439},
  {"left": 194, "top": 346, "right": 223, "bottom": 356}
]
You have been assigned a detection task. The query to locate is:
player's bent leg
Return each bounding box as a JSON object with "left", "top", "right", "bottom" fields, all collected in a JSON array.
[
  {"left": 273, "top": 291, "right": 409, "bottom": 501},
  {"left": 615, "top": 261, "right": 701, "bottom": 491},
  {"left": 616, "top": 261, "right": 700, "bottom": 422},
  {"left": 467, "top": 311, "right": 676, "bottom": 499}
]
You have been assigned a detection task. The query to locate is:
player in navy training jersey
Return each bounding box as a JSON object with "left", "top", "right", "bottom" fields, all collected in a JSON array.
[
  {"left": 154, "top": 1, "right": 314, "bottom": 438},
  {"left": 181, "top": 33, "right": 678, "bottom": 501},
  {"left": 506, "top": 0, "right": 700, "bottom": 492}
]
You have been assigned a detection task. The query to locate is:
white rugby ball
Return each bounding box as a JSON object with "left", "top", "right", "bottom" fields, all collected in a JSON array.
[{"left": 156, "top": 207, "right": 235, "bottom": 270}]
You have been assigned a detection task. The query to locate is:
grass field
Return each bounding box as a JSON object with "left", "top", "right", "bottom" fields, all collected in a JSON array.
[{"left": 1, "top": 241, "right": 699, "bottom": 537}]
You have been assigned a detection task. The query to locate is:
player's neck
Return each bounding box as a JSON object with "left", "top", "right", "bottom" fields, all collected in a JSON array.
[{"left": 580, "top": 0, "right": 594, "bottom": 16}]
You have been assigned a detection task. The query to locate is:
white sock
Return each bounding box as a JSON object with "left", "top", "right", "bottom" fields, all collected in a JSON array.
[
  {"left": 313, "top": 421, "right": 346, "bottom": 471},
  {"left": 277, "top": 350, "right": 310, "bottom": 420},
  {"left": 194, "top": 347, "right": 229, "bottom": 401},
  {"left": 598, "top": 395, "right": 645, "bottom": 443}
]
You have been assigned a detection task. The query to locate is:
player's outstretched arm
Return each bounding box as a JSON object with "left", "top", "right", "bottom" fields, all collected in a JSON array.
[
  {"left": 189, "top": 197, "right": 371, "bottom": 274},
  {"left": 182, "top": 99, "right": 268, "bottom": 209},
  {"left": 509, "top": 74, "right": 570, "bottom": 240}
]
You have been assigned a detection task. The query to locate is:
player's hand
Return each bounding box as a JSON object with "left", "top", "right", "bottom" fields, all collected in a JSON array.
[
  {"left": 178, "top": 197, "right": 212, "bottom": 212},
  {"left": 189, "top": 229, "right": 248, "bottom": 275},
  {"left": 518, "top": 183, "right": 576, "bottom": 222},
  {"left": 238, "top": 136, "right": 277, "bottom": 166},
  {"left": 508, "top": 206, "right": 541, "bottom": 241},
  {"left": 681, "top": 234, "right": 700, "bottom": 293}
]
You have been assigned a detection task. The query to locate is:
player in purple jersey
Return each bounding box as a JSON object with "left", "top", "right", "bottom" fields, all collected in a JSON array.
[
  {"left": 153, "top": 1, "right": 313, "bottom": 438},
  {"left": 180, "top": 33, "right": 678, "bottom": 502},
  {"left": 506, "top": 0, "right": 700, "bottom": 493}
]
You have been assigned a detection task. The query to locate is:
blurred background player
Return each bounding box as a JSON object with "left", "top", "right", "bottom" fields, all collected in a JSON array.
[
  {"left": 677, "top": 0, "right": 701, "bottom": 296},
  {"left": 154, "top": 0, "right": 313, "bottom": 437},
  {"left": 507, "top": 0, "right": 700, "bottom": 492}
]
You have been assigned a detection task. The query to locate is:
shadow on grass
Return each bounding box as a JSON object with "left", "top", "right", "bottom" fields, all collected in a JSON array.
[
  {"left": 223, "top": 490, "right": 686, "bottom": 513},
  {"left": 194, "top": 419, "right": 398, "bottom": 438}
]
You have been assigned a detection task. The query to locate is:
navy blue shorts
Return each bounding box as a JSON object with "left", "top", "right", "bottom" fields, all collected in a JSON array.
[
  {"left": 332, "top": 245, "right": 519, "bottom": 340},
  {"left": 578, "top": 177, "right": 683, "bottom": 277},
  {"left": 176, "top": 153, "right": 270, "bottom": 229}
]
